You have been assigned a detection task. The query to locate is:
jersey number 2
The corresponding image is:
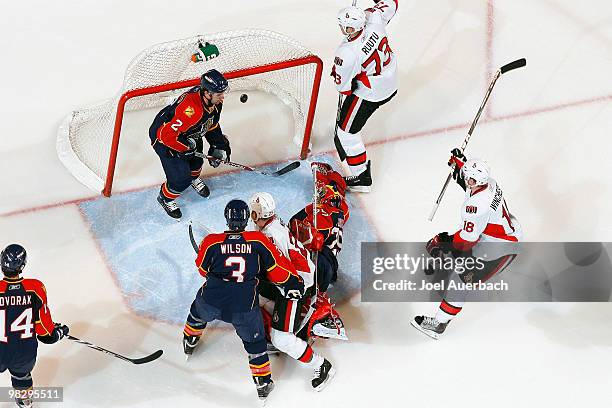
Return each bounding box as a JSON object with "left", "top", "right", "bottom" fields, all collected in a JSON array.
[
  {"left": 0, "top": 308, "right": 34, "bottom": 342},
  {"left": 225, "top": 256, "right": 246, "bottom": 282}
]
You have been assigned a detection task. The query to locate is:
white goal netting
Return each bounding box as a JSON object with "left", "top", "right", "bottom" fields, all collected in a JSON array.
[{"left": 57, "top": 29, "right": 322, "bottom": 195}]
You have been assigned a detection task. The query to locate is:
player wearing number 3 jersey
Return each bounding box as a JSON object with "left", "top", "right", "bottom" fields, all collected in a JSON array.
[
  {"left": 331, "top": 0, "right": 398, "bottom": 192},
  {"left": 182, "top": 199, "right": 304, "bottom": 402}
]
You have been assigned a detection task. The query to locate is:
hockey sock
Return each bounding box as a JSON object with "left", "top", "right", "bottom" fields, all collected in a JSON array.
[
  {"left": 297, "top": 345, "right": 324, "bottom": 369},
  {"left": 248, "top": 352, "right": 272, "bottom": 383},
  {"left": 435, "top": 299, "right": 464, "bottom": 323},
  {"left": 160, "top": 182, "right": 180, "bottom": 202},
  {"left": 10, "top": 371, "right": 33, "bottom": 390},
  {"left": 336, "top": 128, "right": 367, "bottom": 175}
]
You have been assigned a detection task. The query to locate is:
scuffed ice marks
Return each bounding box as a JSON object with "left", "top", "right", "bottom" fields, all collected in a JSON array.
[{"left": 79, "top": 154, "right": 377, "bottom": 324}]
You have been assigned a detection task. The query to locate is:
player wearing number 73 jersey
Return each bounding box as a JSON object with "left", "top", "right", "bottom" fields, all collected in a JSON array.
[
  {"left": 331, "top": 0, "right": 398, "bottom": 192},
  {"left": 0, "top": 244, "right": 69, "bottom": 408}
]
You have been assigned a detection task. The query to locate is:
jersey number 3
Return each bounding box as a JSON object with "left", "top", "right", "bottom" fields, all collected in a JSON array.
[
  {"left": 0, "top": 309, "right": 34, "bottom": 342},
  {"left": 225, "top": 256, "right": 246, "bottom": 282}
]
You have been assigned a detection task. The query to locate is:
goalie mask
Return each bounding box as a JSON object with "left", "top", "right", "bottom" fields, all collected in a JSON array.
[{"left": 316, "top": 182, "right": 342, "bottom": 208}]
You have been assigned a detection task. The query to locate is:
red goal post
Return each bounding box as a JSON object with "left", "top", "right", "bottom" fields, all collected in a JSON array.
[{"left": 57, "top": 30, "right": 323, "bottom": 197}]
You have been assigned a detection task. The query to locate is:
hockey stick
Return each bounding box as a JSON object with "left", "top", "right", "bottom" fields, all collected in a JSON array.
[
  {"left": 296, "top": 163, "right": 321, "bottom": 334},
  {"left": 428, "top": 58, "right": 526, "bottom": 221},
  {"left": 194, "top": 153, "right": 300, "bottom": 177},
  {"left": 333, "top": 94, "right": 347, "bottom": 161},
  {"left": 66, "top": 335, "right": 163, "bottom": 365},
  {"left": 188, "top": 222, "right": 199, "bottom": 253}
]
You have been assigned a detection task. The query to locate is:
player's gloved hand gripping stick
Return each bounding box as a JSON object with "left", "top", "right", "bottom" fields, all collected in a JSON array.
[
  {"left": 194, "top": 152, "right": 300, "bottom": 177},
  {"left": 428, "top": 58, "right": 526, "bottom": 221}
]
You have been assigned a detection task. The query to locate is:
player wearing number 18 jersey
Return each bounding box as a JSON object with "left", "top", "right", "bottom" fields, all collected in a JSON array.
[
  {"left": 182, "top": 199, "right": 304, "bottom": 402},
  {"left": 331, "top": 0, "right": 398, "bottom": 192},
  {"left": 412, "top": 150, "right": 522, "bottom": 339}
]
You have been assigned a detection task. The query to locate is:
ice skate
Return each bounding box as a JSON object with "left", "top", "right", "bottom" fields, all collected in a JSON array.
[
  {"left": 312, "top": 315, "right": 348, "bottom": 340},
  {"left": 191, "top": 178, "right": 210, "bottom": 198},
  {"left": 183, "top": 333, "right": 200, "bottom": 359},
  {"left": 411, "top": 315, "right": 448, "bottom": 340},
  {"left": 344, "top": 160, "right": 372, "bottom": 193},
  {"left": 157, "top": 193, "right": 182, "bottom": 220},
  {"left": 254, "top": 377, "right": 274, "bottom": 404},
  {"left": 312, "top": 359, "right": 335, "bottom": 391}
]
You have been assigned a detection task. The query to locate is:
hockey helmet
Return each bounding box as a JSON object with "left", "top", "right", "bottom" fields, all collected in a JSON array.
[
  {"left": 224, "top": 199, "right": 250, "bottom": 231},
  {"left": 249, "top": 192, "right": 276, "bottom": 221},
  {"left": 200, "top": 69, "right": 229, "bottom": 94},
  {"left": 461, "top": 159, "right": 490, "bottom": 186},
  {"left": 337, "top": 6, "right": 366, "bottom": 32},
  {"left": 1, "top": 244, "right": 27, "bottom": 276}
]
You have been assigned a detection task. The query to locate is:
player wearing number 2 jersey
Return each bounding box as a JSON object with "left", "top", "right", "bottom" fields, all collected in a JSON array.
[
  {"left": 412, "top": 150, "right": 522, "bottom": 340},
  {"left": 331, "top": 0, "right": 398, "bottom": 192},
  {"left": 182, "top": 199, "right": 304, "bottom": 402}
]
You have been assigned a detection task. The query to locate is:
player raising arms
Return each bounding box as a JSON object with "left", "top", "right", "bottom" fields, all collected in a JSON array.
[
  {"left": 150, "top": 69, "right": 231, "bottom": 219},
  {"left": 331, "top": 0, "right": 399, "bottom": 192},
  {"left": 182, "top": 199, "right": 305, "bottom": 402},
  {"left": 412, "top": 150, "right": 522, "bottom": 339},
  {"left": 0, "top": 245, "right": 69, "bottom": 408},
  {"left": 249, "top": 192, "right": 336, "bottom": 392}
]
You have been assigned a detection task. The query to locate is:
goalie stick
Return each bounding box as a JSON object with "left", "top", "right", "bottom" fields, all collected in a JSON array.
[
  {"left": 428, "top": 58, "right": 527, "bottom": 221},
  {"left": 194, "top": 153, "right": 300, "bottom": 177},
  {"left": 296, "top": 162, "right": 321, "bottom": 334},
  {"left": 66, "top": 335, "right": 163, "bottom": 365}
]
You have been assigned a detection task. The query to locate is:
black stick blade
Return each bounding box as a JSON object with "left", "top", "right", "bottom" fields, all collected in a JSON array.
[
  {"left": 500, "top": 58, "right": 526, "bottom": 74},
  {"left": 131, "top": 349, "right": 164, "bottom": 365},
  {"left": 273, "top": 161, "right": 301, "bottom": 176}
]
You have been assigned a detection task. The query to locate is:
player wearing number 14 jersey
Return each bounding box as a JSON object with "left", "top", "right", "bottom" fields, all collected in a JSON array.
[
  {"left": 0, "top": 245, "right": 69, "bottom": 408},
  {"left": 331, "top": 0, "right": 398, "bottom": 192}
]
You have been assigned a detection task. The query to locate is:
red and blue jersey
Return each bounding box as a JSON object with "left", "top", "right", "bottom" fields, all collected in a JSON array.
[
  {"left": 195, "top": 231, "right": 302, "bottom": 312},
  {"left": 0, "top": 277, "right": 56, "bottom": 367},
  {"left": 149, "top": 86, "right": 223, "bottom": 152}
]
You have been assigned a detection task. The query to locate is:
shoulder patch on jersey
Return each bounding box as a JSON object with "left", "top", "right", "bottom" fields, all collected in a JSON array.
[
  {"left": 466, "top": 205, "right": 478, "bottom": 214},
  {"left": 334, "top": 56, "right": 343, "bottom": 66},
  {"left": 184, "top": 106, "right": 195, "bottom": 118}
]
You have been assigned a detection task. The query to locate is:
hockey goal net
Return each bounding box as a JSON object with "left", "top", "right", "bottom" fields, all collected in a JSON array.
[{"left": 57, "top": 29, "right": 323, "bottom": 196}]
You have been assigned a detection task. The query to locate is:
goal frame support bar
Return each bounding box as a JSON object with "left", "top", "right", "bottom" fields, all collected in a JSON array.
[{"left": 102, "top": 55, "right": 323, "bottom": 197}]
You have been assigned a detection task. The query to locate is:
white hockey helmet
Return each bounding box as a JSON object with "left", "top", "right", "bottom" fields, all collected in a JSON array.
[
  {"left": 249, "top": 192, "right": 276, "bottom": 221},
  {"left": 461, "top": 159, "right": 490, "bottom": 186},
  {"left": 337, "top": 6, "right": 366, "bottom": 32}
]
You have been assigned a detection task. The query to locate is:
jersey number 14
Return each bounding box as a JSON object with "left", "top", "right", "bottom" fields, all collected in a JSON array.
[{"left": 0, "top": 308, "right": 34, "bottom": 342}]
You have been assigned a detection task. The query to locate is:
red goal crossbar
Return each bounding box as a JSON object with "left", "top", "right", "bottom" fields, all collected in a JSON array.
[{"left": 102, "top": 55, "right": 323, "bottom": 197}]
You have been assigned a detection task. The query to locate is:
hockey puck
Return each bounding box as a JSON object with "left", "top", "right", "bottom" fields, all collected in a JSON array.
[{"left": 240, "top": 93, "right": 248, "bottom": 103}]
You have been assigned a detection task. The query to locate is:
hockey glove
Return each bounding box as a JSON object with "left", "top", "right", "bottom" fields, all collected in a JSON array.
[
  {"left": 283, "top": 276, "right": 305, "bottom": 300},
  {"left": 448, "top": 148, "right": 467, "bottom": 189},
  {"left": 208, "top": 148, "right": 227, "bottom": 168},
  {"left": 426, "top": 232, "right": 452, "bottom": 258},
  {"left": 37, "top": 323, "right": 69, "bottom": 344},
  {"left": 177, "top": 138, "right": 197, "bottom": 159}
]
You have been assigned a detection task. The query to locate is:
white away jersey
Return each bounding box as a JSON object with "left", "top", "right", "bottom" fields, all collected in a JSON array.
[
  {"left": 332, "top": 0, "right": 398, "bottom": 102},
  {"left": 260, "top": 217, "right": 315, "bottom": 290},
  {"left": 458, "top": 178, "right": 522, "bottom": 244}
]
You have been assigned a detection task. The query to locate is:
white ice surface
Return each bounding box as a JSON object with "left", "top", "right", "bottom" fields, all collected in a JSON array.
[{"left": 1, "top": 0, "right": 612, "bottom": 407}]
